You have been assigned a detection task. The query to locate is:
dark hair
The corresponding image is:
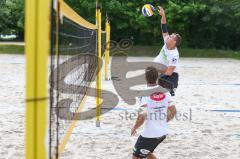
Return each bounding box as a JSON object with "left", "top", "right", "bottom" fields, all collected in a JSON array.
[
  {"left": 145, "top": 66, "right": 158, "bottom": 84},
  {"left": 175, "top": 33, "right": 182, "bottom": 46}
]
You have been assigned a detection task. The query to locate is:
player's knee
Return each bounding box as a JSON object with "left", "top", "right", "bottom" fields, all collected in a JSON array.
[
  {"left": 132, "top": 155, "right": 140, "bottom": 159},
  {"left": 147, "top": 153, "right": 157, "bottom": 159}
]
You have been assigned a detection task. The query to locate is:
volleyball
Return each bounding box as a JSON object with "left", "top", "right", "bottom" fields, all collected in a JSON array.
[{"left": 142, "top": 4, "right": 155, "bottom": 17}]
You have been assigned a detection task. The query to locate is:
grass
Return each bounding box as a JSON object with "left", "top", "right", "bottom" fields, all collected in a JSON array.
[
  {"left": 116, "top": 45, "right": 240, "bottom": 60},
  {"left": 0, "top": 44, "right": 24, "bottom": 54},
  {"left": 0, "top": 44, "right": 239, "bottom": 60}
]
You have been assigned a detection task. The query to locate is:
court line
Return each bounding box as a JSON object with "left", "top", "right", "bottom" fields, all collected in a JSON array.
[
  {"left": 180, "top": 83, "right": 240, "bottom": 86},
  {"left": 207, "top": 109, "right": 240, "bottom": 113}
]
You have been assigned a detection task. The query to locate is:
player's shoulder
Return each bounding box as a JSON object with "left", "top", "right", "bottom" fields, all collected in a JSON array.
[
  {"left": 168, "top": 48, "right": 179, "bottom": 59},
  {"left": 165, "top": 45, "right": 179, "bottom": 55},
  {"left": 174, "top": 48, "right": 180, "bottom": 56},
  {"left": 170, "top": 47, "right": 179, "bottom": 55}
]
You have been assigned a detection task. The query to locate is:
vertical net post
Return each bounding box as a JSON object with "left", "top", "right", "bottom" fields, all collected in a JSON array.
[
  {"left": 105, "top": 17, "right": 110, "bottom": 80},
  {"left": 96, "top": 6, "right": 102, "bottom": 127},
  {"left": 25, "top": 0, "right": 51, "bottom": 158}
]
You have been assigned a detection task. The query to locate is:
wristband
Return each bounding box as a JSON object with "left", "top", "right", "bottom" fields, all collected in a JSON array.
[{"left": 161, "top": 23, "right": 168, "bottom": 33}]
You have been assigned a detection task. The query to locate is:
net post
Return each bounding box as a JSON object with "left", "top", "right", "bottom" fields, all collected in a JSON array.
[
  {"left": 25, "top": 0, "right": 50, "bottom": 158},
  {"left": 105, "top": 16, "right": 111, "bottom": 81},
  {"left": 96, "top": 7, "right": 102, "bottom": 127}
]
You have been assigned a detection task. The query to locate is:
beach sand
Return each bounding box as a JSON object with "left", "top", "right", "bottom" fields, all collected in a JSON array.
[{"left": 0, "top": 55, "right": 240, "bottom": 159}]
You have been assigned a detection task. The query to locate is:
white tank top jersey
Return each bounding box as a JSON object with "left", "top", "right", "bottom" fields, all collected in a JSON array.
[
  {"left": 139, "top": 91, "right": 173, "bottom": 138},
  {"left": 153, "top": 35, "right": 179, "bottom": 72}
]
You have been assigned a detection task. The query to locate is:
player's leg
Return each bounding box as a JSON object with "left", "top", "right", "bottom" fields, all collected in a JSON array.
[
  {"left": 146, "top": 135, "right": 167, "bottom": 159},
  {"left": 132, "top": 155, "right": 140, "bottom": 159},
  {"left": 147, "top": 153, "right": 157, "bottom": 159},
  {"left": 169, "top": 72, "right": 179, "bottom": 96},
  {"left": 133, "top": 135, "right": 167, "bottom": 159},
  {"left": 158, "top": 72, "right": 179, "bottom": 96},
  {"left": 132, "top": 136, "right": 152, "bottom": 159}
]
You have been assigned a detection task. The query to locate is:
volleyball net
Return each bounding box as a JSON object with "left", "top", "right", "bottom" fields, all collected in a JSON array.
[
  {"left": 26, "top": 0, "right": 110, "bottom": 158},
  {"left": 49, "top": 0, "right": 110, "bottom": 158}
]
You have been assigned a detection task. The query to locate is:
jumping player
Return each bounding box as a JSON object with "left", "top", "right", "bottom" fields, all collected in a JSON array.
[
  {"left": 131, "top": 66, "right": 176, "bottom": 159},
  {"left": 153, "top": 6, "right": 182, "bottom": 96}
]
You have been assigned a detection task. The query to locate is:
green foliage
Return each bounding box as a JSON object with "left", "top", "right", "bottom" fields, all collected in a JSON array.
[
  {"left": 64, "top": 0, "right": 240, "bottom": 50},
  {"left": 0, "top": 0, "right": 7, "bottom": 34},
  {"left": 117, "top": 45, "right": 240, "bottom": 60},
  {"left": 0, "top": 0, "right": 24, "bottom": 39},
  {"left": 1, "top": 0, "right": 239, "bottom": 50}
]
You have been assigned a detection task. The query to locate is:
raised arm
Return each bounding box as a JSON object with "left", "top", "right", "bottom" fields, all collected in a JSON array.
[{"left": 158, "top": 6, "right": 169, "bottom": 39}]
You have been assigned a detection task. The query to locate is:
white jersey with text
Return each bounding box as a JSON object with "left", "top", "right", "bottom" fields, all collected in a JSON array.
[
  {"left": 139, "top": 91, "right": 173, "bottom": 138},
  {"left": 153, "top": 36, "right": 179, "bottom": 72}
]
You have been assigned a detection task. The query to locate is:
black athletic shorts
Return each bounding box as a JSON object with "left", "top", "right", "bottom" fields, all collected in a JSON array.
[
  {"left": 158, "top": 72, "right": 179, "bottom": 90},
  {"left": 133, "top": 135, "right": 166, "bottom": 158}
]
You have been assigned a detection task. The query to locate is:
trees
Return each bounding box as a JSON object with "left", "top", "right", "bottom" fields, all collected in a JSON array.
[
  {"left": 0, "top": 0, "right": 24, "bottom": 40},
  {"left": 0, "top": 0, "right": 8, "bottom": 35},
  {"left": 1, "top": 0, "right": 239, "bottom": 49},
  {"left": 64, "top": 0, "right": 240, "bottom": 50}
]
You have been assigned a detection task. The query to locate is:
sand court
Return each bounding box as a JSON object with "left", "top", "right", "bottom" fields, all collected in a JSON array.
[{"left": 0, "top": 55, "right": 240, "bottom": 159}]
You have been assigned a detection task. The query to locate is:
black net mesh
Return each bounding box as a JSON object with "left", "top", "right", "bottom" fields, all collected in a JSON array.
[
  {"left": 102, "top": 31, "right": 106, "bottom": 54},
  {"left": 49, "top": 8, "right": 100, "bottom": 158}
]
